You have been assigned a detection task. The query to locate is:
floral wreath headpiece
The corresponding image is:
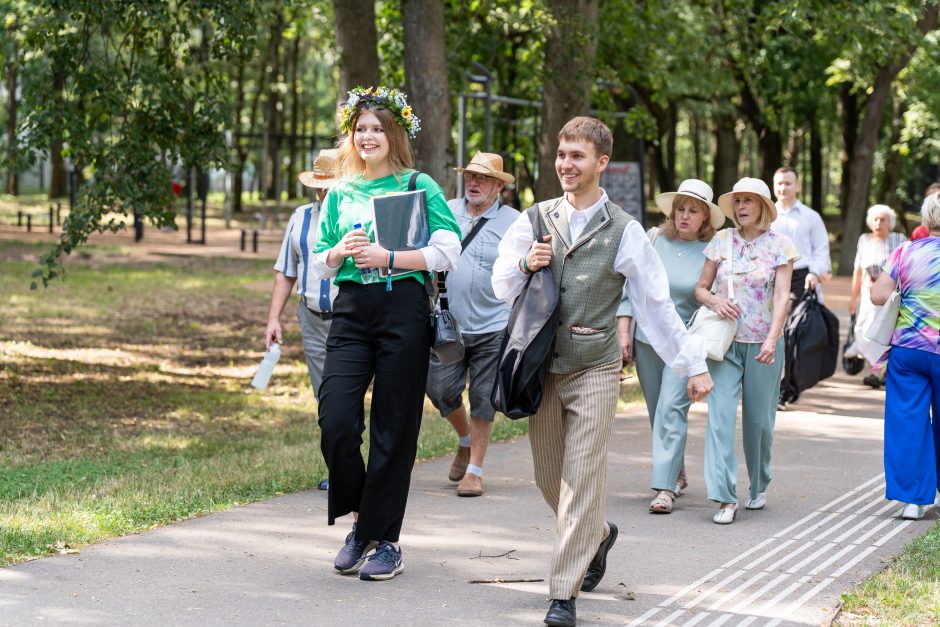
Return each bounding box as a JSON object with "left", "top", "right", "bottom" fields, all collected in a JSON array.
[{"left": 338, "top": 86, "right": 421, "bottom": 139}]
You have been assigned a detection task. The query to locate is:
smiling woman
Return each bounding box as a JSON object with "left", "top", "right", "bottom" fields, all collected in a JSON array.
[{"left": 309, "top": 85, "right": 461, "bottom": 581}]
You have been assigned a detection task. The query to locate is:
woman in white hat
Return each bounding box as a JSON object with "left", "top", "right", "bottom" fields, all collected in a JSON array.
[
  {"left": 617, "top": 179, "right": 725, "bottom": 514},
  {"left": 694, "top": 177, "right": 799, "bottom": 524}
]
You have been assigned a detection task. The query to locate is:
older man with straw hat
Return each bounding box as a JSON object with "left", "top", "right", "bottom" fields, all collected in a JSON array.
[
  {"left": 265, "top": 149, "right": 341, "bottom": 469},
  {"left": 426, "top": 151, "right": 518, "bottom": 497}
]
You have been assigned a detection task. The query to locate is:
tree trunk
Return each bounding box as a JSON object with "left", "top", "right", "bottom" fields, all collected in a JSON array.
[
  {"left": 757, "top": 127, "right": 782, "bottom": 184},
  {"left": 286, "top": 36, "right": 301, "bottom": 200},
  {"left": 233, "top": 58, "right": 247, "bottom": 213},
  {"left": 333, "top": 0, "right": 380, "bottom": 97},
  {"left": 535, "top": 0, "right": 599, "bottom": 201},
  {"left": 401, "top": 0, "right": 454, "bottom": 195},
  {"left": 877, "top": 95, "right": 909, "bottom": 232},
  {"left": 838, "top": 4, "right": 938, "bottom": 275},
  {"left": 264, "top": 11, "right": 284, "bottom": 201},
  {"left": 810, "top": 110, "right": 823, "bottom": 213},
  {"left": 691, "top": 111, "right": 703, "bottom": 181},
  {"left": 839, "top": 83, "right": 860, "bottom": 219},
  {"left": 5, "top": 43, "right": 18, "bottom": 196},
  {"left": 712, "top": 109, "right": 739, "bottom": 196},
  {"left": 48, "top": 67, "right": 67, "bottom": 198}
]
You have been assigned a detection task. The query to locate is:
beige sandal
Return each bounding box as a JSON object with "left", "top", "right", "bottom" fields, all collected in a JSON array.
[
  {"left": 649, "top": 490, "right": 675, "bottom": 514},
  {"left": 674, "top": 467, "right": 688, "bottom": 497}
]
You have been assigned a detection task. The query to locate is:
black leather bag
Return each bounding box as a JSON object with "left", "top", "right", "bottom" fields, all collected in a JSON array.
[
  {"left": 490, "top": 204, "right": 561, "bottom": 419},
  {"left": 431, "top": 308, "right": 465, "bottom": 365},
  {"left": 842, "top": 313, "right": 865, "bottom": 375},
  {"left": 781, "top": 290, "right": 839, "bottom": 402}
]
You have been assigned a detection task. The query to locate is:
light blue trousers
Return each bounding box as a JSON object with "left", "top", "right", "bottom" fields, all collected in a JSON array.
[
  {"left": 704, "top": 338, "right": 784, "bottom": 504},
  {"left": 634, "top": 340, "right": 691, "bottom": 492}
]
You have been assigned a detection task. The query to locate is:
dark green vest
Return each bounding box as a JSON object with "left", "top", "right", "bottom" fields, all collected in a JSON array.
[{"left": 538, "top": 198, "right": 633, "bottom": 374}]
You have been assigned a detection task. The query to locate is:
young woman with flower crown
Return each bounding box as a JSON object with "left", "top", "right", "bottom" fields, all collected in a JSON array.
[{"left": 311, "top": 86, "right": 461, "bottom": 581}]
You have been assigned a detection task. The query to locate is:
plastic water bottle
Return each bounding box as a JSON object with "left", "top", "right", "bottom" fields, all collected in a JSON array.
[
  {"left": 251, "top": 343, "right": 281, "bottom": 390},
  {"left": 353, "top": 223, "right": 381, "bottom": 283}
]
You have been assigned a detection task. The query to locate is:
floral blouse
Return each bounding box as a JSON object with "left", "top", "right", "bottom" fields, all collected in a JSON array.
[{"left": 704, "top": 228, "right": 800, "bottom": 343}]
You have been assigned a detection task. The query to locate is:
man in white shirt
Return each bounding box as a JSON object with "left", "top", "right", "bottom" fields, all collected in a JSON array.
[
  {"left": 771, "top": 167, "right": 832, "bottom": 408},
  {"left": 492, "top": 117, "right": 713, "bottom": 627}
]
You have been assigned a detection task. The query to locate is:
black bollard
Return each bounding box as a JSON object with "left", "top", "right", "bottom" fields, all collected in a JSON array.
[
  {"left": 27, "top": 214, "right": 32, "bottom": 232},
  {"left": 252, "top": 230, "right": 259, "bottom": 253},
  {"left": 49, "top": 207, "right": 54, "bottom": 233},
  {"left": 56, "top": 202, "right": 61, "bottom": 226},
  {"left": 240, "top": 229, "right": 246, "bottom": 251},
  {"left": 17, "top": 210, "right": 22, "bottom": 227}
]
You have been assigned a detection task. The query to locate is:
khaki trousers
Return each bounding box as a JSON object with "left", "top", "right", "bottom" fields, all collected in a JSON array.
[{"left": 529, "top": 359, "right": 620, "bottom": 599}]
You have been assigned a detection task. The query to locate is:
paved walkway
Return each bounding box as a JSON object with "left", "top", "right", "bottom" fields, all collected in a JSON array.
[{"left": 1, "top": 272, "right": 935, "bottom": 625}]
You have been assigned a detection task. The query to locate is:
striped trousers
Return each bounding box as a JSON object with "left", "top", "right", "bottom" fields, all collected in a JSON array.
[{"left": 529, "top": 359, "right": 620, "bottom": 599}]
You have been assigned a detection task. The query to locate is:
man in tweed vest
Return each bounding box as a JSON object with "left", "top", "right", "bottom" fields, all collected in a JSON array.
[{"left": 493, "top": 117, "right": 714, "bottom": 627}]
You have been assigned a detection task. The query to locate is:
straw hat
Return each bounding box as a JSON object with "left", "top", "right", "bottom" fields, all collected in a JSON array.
[
  {"left": 656, "top": 179, "right": 725, "bottom": 230},
  {"left": 454, "top": 151, "right": 515, "bottom": 184},
  {"left": 298, "top": 149, "right": 340, "bottom": 189},
  {"left": 718, "top": 177, "right": 777, "bottom": 222}
]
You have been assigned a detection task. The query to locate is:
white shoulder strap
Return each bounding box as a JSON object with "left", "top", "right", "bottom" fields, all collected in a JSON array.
[{"left": 727, "top": 231, "right": 735, "bottom": 301}]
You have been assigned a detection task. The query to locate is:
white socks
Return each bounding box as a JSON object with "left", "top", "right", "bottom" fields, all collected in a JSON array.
[
  {"left": 458, "top": 434, "right": 471, "bottom": 448},
  {"left": 466, "top": 464, "right": 484, "bottom": 478}
]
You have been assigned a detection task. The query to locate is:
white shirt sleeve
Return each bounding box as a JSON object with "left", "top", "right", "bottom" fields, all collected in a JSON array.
[
  {"left": 807, "top": 210, "right": 831, "bottom": 276},
  {"left": 616, "top": 221, "right": 708, "bottom": 377},
  {"left": 273, "top": 216, "right": 299, "bottom": 277},
  {"left": 420, "top": 229, "right": 461, "bottom": 272},
  {"left": 492, "top": 209, "right": 537, "bottom": 303}
]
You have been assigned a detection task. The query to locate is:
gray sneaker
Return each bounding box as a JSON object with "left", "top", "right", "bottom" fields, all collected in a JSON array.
[
  {"left": 358, "top": 541, "right": 404, "bottom": 581},
  {"left": 333, "top": 524, "right": 378, "bottom": 574}
]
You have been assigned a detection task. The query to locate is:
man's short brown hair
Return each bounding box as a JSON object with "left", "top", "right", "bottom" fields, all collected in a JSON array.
[
  {"left": 774, "top": 166, "right": 798, "bottom": 179},
  {"left": 558, "top": 116, "right": 613, "bottom": 158}
]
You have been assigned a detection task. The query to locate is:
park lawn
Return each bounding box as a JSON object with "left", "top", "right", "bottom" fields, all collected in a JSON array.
[
  {"left": 0, "top": 240, "right": 537, "bottom": 566},
  {"left": 839, "top": 522, "right": 940, "bottom": 626}
]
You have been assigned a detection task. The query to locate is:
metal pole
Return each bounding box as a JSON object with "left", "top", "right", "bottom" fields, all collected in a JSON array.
[
  {"left": 457, "top": 95, "right": 467, "bottom": 200},
  {"left": 49, "top": 206, "right": 54, "bottom": 233},
  {"left": 223, "top": 130, "right": 232, "bottom": 229},
  {"left": 200, "top": 170, "right": 208, "bottom": 244},
  {"left": 240, "top": 229, "right": 246, "bottom": 251},
  {"left": 252, "top": 230, "right": 258, "bottom": 253},
  {"left": 186, "top": 167, "right": 195, "bottom": 243}
]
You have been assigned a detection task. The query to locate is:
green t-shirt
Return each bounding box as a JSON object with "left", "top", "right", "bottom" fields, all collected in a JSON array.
[{"left": 314, "top": 170, "right": 460, "bottom": 285}]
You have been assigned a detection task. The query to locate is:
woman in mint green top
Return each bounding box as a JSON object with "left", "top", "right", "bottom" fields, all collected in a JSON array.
[
  {"left": 309, "top": 87, "right": 460, "bottom": 581},
  {"left": 617, "top": 179, "right": 725, "bottom": 514}
]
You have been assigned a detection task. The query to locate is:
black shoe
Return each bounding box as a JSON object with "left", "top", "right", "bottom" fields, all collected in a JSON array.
[
  {"left": 544, "top": 597, "right": 576, "bottom": 627},
  {"left": 580, "top": 521, "right": 618, "bottom": 592}
]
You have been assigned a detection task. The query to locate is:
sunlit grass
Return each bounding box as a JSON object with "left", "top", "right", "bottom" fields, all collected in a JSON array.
[{"left": 0, "top": 239, "right": 529, "bottom": 566}]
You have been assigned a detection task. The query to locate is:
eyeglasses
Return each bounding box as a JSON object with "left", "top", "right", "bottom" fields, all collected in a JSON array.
[{"left": 463, "top": 173, "right": 494, "bottom": 184}]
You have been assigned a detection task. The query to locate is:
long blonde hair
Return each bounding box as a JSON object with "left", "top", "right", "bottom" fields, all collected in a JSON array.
[{"left": 336, "top": 107, "right": 414, "bottom": 180}]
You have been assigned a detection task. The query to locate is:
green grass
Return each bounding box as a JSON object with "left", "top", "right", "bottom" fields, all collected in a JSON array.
[
  {"left": 0, "top": 239, "right": 532, "bottom": 566},
  {"left": 838, "top": 522, "right": 940, "bottom": 626}
]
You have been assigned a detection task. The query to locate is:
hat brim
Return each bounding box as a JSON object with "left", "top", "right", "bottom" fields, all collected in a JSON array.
[
  {"left": 717, "top": 191, "right": 777, "bottom": 223},
  {"left": 299, "top": 171, "right": 339, "bottom": 189},
  {"left": 656, "top": 191, "right": 725, "bottom": 230},
  {"left": 453, "top": 165, "right": 515, "bottom": 185}
]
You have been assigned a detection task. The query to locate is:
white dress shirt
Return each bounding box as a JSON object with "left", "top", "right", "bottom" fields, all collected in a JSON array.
[
  {"left": 771, "top": 199, "right": 830, "bottom": 276},
  {"left": 492, "top": 191, "right": 708, "bottom": 378}
]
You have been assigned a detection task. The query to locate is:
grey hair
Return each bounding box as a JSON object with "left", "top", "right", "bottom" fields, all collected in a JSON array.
[
  {"left": 865, "top": 204, "right": 896, "bottom": 231},
  {"left": 922, "top": 192, "right": 940, "bottom": 230}
]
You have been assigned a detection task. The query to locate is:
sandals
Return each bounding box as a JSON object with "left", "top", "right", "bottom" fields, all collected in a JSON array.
[
  {"left": 674, "top": 467, "right": 688, "bottom": 497},
  {"left": 649, "top": 490, "right": 676, "bottom": 514}
]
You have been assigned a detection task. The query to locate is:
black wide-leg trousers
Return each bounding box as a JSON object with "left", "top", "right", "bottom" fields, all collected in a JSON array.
[{"left": 318, "top": 278, "right": 431, "bottom": 543}]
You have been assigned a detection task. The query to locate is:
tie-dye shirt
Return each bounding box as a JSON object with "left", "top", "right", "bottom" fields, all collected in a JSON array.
[
  {"left": 884, "top": 237, "right": 940, "bottom": 355},
  {"left": 704, "top": 228, "right": 800, "bottom": 343}
]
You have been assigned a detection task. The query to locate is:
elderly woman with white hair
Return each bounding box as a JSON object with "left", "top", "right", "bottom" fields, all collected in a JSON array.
[
  {"left": 870, "top": 192, "right": 940, "bottom": 519},
  {"left": 846, "top": 204, "right": 907, "bottom": 387}
]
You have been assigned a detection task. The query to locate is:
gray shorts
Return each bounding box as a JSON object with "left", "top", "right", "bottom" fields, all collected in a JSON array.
[{"left": 426, "top": 330, "right": 504, "bottom": 422}]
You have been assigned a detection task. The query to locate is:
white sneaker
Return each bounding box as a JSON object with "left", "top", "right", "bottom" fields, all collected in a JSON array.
[
  {"left": 745, "top": 492, "right": 767, "bottom": 510},
  {"left": 899, "top": 503, "right": 927, "bottom": 520},
  {"left": 713, "top": 503, "right": 738, "bottom": 525}
]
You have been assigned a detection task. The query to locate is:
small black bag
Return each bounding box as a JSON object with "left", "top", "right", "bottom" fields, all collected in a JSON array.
[
  {"left": 431, "top": 308, "right": 465, "bottom": 365},
  {"left": 842, "top": 313, "right": 865, "bottom": 375}
]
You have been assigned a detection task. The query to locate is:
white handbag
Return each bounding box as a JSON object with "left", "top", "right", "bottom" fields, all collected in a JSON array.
[
  {"left": 864, "top": 243, "right": 907, "bottom": 345},
  {"left": 689, "top": 232, "right": 737, "bottom": 361},
  {"left": 865, "top": 290, "right": 901, "bottom": 345}
]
